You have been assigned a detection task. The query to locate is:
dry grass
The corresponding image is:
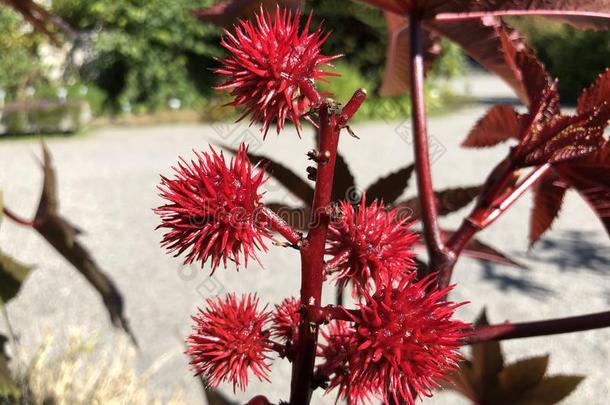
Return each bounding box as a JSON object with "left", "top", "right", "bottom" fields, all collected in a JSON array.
[{"left": 12, "top": 329, "right": 185, "bottom": 405}]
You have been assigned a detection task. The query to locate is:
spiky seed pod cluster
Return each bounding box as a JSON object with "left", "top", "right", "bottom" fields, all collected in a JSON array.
[
  {"left": 317, "top": 274, "right": 469, "bottom": 404},
  {"left": 271, "top": 297, "right": 301, "bottom": 344},
  {"left": 187, "top": 294, "right": 273, "bottom": 392},
  {"left": 155, "top": 144, "right": 271, "bottom": 270},
  {"left": 215, "top": 7, "right": 339, "bottom": 136},
  {"left": 326, "top": 197, "right": 418, "bottom": 294}
]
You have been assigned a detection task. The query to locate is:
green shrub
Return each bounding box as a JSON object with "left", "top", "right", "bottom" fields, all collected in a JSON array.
[
  {"left": 52, "top": 0, "right": 222, "bottom": 114},
  {"left": 1, "top": 100, "right": 89, "bottom": 135}
]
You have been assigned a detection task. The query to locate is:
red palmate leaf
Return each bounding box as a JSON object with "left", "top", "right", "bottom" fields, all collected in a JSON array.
[
  {"left": 529, "top": 172, "right": 569, "bottom": 246},
  {"left": 193, "top": 0, "right": 302, "bottom": 26},
  {"left": 426, "top": 17, "right": 532, "bottom": 104},
  {"left": 442, "top": 230, "right": 528, "bottom": 269},
  {"left": 462, "top": 105, "right": 523, "bottom": 147},
  {"left": 555, "top": 144, "right": 610, "bottom": 237},
  {"left": 396, "top": 185, "right": 481, "bottom": 219},
  {"left": 379, "top": 12, "right": 442, "bottom": 96},
  {"left": 518, "top": 110, "right": 608, "bottom": 166},
  {"left": 577, "top": 68, "right": 610, "bottom": 114}
]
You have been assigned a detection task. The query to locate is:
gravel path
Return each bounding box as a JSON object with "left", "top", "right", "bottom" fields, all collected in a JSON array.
[{"left": 1, "top": 74, "right": 609, "bottom": 404}]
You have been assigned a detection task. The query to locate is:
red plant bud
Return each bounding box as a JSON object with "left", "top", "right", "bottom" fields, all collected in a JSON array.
[
  {"left": 155, "top": 144, "right": 271, "bottom": 270},
  {"left": 271, "top": 297, "right": 301, "bottom": 344},
  {"left": 326, "top": 197, "right": 418, "bottom": 294},
  {"left": 215, "top": 7, "right": 339, "bottom": 136},
  {"left": 187, "top": 294, "right": 273, "bottom": 392}
]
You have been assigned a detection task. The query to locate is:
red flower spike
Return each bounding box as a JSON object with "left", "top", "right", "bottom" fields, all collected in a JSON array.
[
  {"left": 271, "top": 297, "right": 301, "bottom": 344},
  {"left": 187, "top": 293, "right": 273, "bottom": 392},
  {"left": 326, "top": 197, "right": 418, "bottom": 294},
  {"left": 155, "top": 144, "right": 271, "bottom": 271},
  {"left": 215, "top": 7, "right": 340, "bottom": 136},
  {"left": 320, "top": 274, "right": 470, "bottom": 404}
]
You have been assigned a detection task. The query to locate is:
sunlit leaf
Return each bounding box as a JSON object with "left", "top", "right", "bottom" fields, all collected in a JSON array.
[
  {"left": 462, "top": 105, "right": 522, "bottom": 148},
  {"left": 577, "top": 68, "right": 610, "bottom": 114}
]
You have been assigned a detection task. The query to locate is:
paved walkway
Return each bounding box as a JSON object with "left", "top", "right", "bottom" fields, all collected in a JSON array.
[{"left": 1, "top": 75, "right": 609, "bottom": 404}]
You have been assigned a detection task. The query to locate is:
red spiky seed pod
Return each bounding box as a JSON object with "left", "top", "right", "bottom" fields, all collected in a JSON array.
[
  {"left": 345, "top": 274, "right": 469, "bottom": 404},
  {"left": 271, "top": 297, "right": 301, "bottom": 344},
  {"left": 326, "top": 197, "right": 418, "bottom": 294},
  {"left": 215, "top": 7, "right": 339, "bottom": 136},
  {"left": 155, "top": 144, "right": 271, "bottom": 271},
  {"left": 187, "top": 293, "right": 273, "bottom": 392}
]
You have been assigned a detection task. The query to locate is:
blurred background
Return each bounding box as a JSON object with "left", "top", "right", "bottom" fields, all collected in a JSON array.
[{"left": 0, "top": 1, "right": 609, "bottom": 404}]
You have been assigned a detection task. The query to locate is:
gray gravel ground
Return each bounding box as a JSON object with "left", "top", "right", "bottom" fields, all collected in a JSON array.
[{"left": 1, "top": 74, "right": 609, "bottom": 404}]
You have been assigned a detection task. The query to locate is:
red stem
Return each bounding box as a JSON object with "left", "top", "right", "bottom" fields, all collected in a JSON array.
[
  {"left": 441, "top": 164, "right": 550, "bottom": 288},
  {"left": 409, "top": 14, "right": 451, "bottom": 278},
  {"left": 466, "top": 310, "right": 610, "bottom": 344},
  {"left": 3, "top": 207, "right": 35, "bottom": 227},
  {"left": 289, "top": 102, "right": 341, "bottom": 405},
  {"left": 259, "top": 206, "right": 303, "bottom": 246}
]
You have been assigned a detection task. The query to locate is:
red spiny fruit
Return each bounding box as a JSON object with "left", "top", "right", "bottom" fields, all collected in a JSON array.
[
  {"left": 187, "top": 293, "right": 272, "bottom": 392},
  {"left": 155, "top": 144, "right": 271, "bottom": 271},
  {"left": 326, "top": 197, "right": 418, "bottom": 294},
  {"left": 215, "top": 7, "right": 339, "bottom": 136},
  {"left": 335, "top": 274, "right": 470, "bottom": 404},
  {"left": 316, "top": 321, "right": 371, "bottom": 402},
  {"left": 271, "top": 297, "right": 301, "bottom": 344}
]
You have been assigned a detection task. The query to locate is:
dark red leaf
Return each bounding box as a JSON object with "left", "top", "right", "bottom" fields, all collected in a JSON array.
[
  {"left": 442, "top": 230, "right": 528, "bottom": 269},
  {"left": 520, "top": 375, "right": 585, "bottom": 404},
  {"left": 555, "top": 145, "right": 610, "bottom": 237},
  {"left": 529, "top": 172, "right": 568, "bottom": 246},
  {"left": 396, "top": 185, "right": 481, "bottom": 219},
  {"left": 471, "top": 310, "right": 505, "bottom": 388},
  {"left": 462, "top": 105, "right": 523, "bottom": 148},
  {"left": 426, "top": 17, "right": 532, "bottom": 104},
  {"left": 366, "top": 164, "right": 415, "bottom": 204},
  {"left": 224, "top": 146, "right": 315, "bottom": 205},
  {"left": 577, "top": 68, "right": 610, "bottom": 114},
  {"left": 331, "top": 153, "right": 356, "bottom": 202},
  {"left": 32, "top": 144, "right": 135, "bottom": 342},
  {"left": 498, "top": 355, "right": 549, "bottom": 394},
  {"left": 379, "top": 12, "right": 442, "bottom": 96}
]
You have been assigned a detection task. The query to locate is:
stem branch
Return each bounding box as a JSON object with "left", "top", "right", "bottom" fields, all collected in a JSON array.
[{"left": 466, "top": 310, "right": 610, "bottom": 344}]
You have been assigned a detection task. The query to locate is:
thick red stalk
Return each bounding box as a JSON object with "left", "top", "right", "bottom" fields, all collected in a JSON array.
[
  {"left": 441, "top": 164, "right": 551, "bottom": 288},
  {"left": 409, "top": 13, "right": 451, "bottom": 278},
  {"left": 466, "top": 310, "right": 610, "bottom": 344},
  {"left": 289, "top": 102, "right": 341, "bottom": 405}
]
